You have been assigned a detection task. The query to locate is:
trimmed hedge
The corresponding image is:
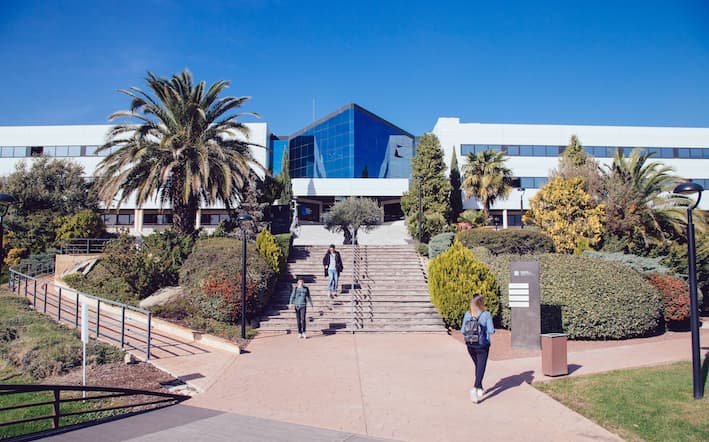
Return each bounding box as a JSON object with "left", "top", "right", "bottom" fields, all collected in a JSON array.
[
  {"left": 457, "top": 228, "right": 555, "bottom": 255},
  {"left": 470, "top": 249, "right": 662, "bottom": 340},
  {"left": 428, "top": 241, "right": 500, "bottom": 329},
  {"left": 273, "top": 233, "right": 293, "bottom": 262},
  {"left": 179, "top": 238, "right": 277, "bottom": 323},
  {"left": 583, "top": 251, "right": 671, "bottom": 275},
  {"left": 428, "top": 232, "right": 455, "bottom": 259},
  {"left": 406, "top": 212, "right": 449, "bottom": 244}
]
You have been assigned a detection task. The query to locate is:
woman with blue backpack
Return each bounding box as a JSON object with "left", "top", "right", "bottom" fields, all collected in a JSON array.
[{"left": 461, "top": 294, "right": 495, "bottom": 404}]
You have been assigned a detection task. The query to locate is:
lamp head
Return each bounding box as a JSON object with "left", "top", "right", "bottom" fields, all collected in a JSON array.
[
  {"left": 673, "top": 182, "right": 703, "bottom": 210},
  {"left": 0, "top": 193, "right": 18, "bottom": 216},
  {"left": 237, "top": 213, "right": 254, "bottom": 222}
]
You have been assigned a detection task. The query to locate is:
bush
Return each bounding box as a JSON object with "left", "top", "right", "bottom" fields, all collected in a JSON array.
[
  {"left": 646, "top": 273, "right": 691, "bottom": 325},
  {"left": 416, "top": 243, "right": 429, "bottom": 257},
  {"left": 457, "top": 209, "right": 490, "bottom": 228},
  {"left": 583, "top": 251, "right": 671, "bottom": 275},
  {"left": 273, "top": 233, "right": 293, "bottom": 261},
  {"left": 63, "top": 263, "right": 137, "bottom": 304},
  {"left": 428, "top": 232, "right": 455, "bottom": 259},
  {"left": 256, "top": 230, "right": 285, "bottom": 273},
  {"left": 179, "top": 238, "right": 276, "bottom": 323},
  {"left": 457, "top": 228, "right": 555, "bottom": 255},
  {"left": 471, "top": 251, "right": 662, "bottom": 339},
  {"left": 55, "top": 209, "right": 105, "bottom": 240},
  {"left": 93, "top": 230, "right": 194, "bottom": 300},
  {"left": 406, "top": 212, "right": 450, "bottom": 244},
  {"left": 428, "top": 241, "right": 500, "bottom": 329}
]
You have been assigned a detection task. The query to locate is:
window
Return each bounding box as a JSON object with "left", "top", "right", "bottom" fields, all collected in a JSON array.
[
  {"left": 143, "top": 213, "right": 173, "bottom": 225},
  {"left": 102, "top": 213, "right": 134, "bottom": 225},
  {"left": 200, "top": 213, "right": 230, "bottom": 225},
  {"left": 30, "top": 146, "right": 44, "bottom": 157}
]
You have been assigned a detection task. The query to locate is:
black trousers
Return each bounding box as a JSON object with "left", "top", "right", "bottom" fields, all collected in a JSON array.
[
  {"left": 466, "top": 344, "right": 490, "bottom": 389},
  {"left": 295, "top": 306, "right": 307, "bottom": 334}
]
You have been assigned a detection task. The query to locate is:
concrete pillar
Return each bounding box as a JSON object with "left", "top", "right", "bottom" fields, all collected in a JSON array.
[
  {"left": 195, "top": 209, "right": 202, "bottom": 229},
  {"left": 134, "top": 209, "right": 143, "bottom": 235},
  {"left": 502, "top": 209, "right": 508, "bottom": 229}
]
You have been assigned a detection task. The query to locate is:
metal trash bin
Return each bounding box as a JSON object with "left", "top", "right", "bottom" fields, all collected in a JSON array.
[{"left": 541, "top": 333, "right": 568, "bottom": 376}]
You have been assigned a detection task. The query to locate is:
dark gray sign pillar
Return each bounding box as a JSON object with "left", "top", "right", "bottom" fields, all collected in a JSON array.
[{"left": 510, "top": 261, "right": 541, "bottom": 350}]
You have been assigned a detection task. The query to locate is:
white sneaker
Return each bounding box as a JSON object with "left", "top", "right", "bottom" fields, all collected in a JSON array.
[
  {"left": 298, "top": 333, "right": 303, "bottom": 339},
  {"left": 477, "top": 388, "right": 484, "bottom": 400},
  {"left": 470, "top": 388, "right": 479, "bottom": 404},
  {"left": 302, "top": 333, "right": 307, "bottom": 339}
]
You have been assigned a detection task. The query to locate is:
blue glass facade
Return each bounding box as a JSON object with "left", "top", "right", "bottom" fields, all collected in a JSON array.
[
  {"left": 282, "top": 104, "right": 414, "bottom": 179},
  {"left": 270, "top": 138, "right": 289, "bottom": 175}
]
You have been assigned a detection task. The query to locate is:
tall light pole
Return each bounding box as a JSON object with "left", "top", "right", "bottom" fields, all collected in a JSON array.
[
  {"left": 518, "top": 188, "right": 526, "bottom": 229},
  {"left": 673, "top": 182, "right": 704, "bottom": 399},
  {"left": 0, "top": 193, "right": 19, "bottom": 279},
  {"left": 237, "top": 213, "right": 254, "bottom": 340},
  {"left": 415, "top": 176, "right": 424, "bottom": 241}
]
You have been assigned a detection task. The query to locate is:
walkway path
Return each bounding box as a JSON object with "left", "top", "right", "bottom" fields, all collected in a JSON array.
[
  {"left": 294, "top": 220, "right": 410, "bottom": 246},
  {"left": 51, "top": 329, "right": 707, "bottom": 441},
  {"left": 181, "top": 329, "right": 707, "bottom": 442}
]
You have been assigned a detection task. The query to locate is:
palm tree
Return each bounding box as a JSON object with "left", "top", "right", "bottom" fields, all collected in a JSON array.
[
  {"left": 461, "top": 150, "right": 513, "bottom": 219},
  {"left": 602, "top": 147, "right": 690, "bottom": 251},
  {"left": 96, "top": 70, "right": 259, "bottom": 235}
]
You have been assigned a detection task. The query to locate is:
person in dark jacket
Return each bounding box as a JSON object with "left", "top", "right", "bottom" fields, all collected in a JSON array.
[
  {"left": 289, "top": 278, "right": 314, "bottom": 339},
  {"left": 322, "top": 244, "right": 344, "bottom": 298}
]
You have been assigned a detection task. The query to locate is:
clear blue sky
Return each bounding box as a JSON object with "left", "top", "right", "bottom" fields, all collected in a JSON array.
[{"left": 1, "top": 0, "right": 707, "bottom": 135}]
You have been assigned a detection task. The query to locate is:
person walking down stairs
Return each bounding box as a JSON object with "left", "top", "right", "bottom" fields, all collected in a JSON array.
[
  {"left": 322, "top": 244, "right": 344, "bottom": 299},
  {"left": 289, "top": 278, "right": 314, "bottom": 339}
]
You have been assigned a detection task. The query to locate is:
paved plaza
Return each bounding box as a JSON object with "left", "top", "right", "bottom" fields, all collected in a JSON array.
[{"left": 62, "top": 328, "right": 707, "bottom": 442}]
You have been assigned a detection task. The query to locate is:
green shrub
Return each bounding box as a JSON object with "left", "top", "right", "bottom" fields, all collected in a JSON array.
[
  {"left": 62, "top": 263, "right": 137, "bottom": 304},
  {"left": 428, "top": 241, "right": 500, "bottom": 329},
  {"left": 273, "top": 233, "right": 293, "bottom": 261},
  {"left": 428, "top": 232, "right": 455, "bottom": 259},
  {"left": 179, "top": 238, "right": 276, "bottom": 323},
  {"left": 55, "top": 209, "right": 106, "bottom": 240},
  {"left": 457, "top": 228, "right": 555, "bottom": 255},
  {"left": 583, "top": 251, "right": 671, "bottom": 275},
  {"left": 471, "top": 252, "right": 662, "bottom": 340},
  {"left": 256, "top": 230, "right": 285, "bottom": 273},
  {"left": 416, "top": 243, "right": 429, "bottom": 257},
  {"left": 406, "top": 212, "right": 450, "bottom": 244}
]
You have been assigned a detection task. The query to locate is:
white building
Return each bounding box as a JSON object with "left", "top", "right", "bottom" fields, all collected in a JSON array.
[
  {"left": 0, "top": 123, "right": 271, "bottom": 234},
  {"left": 432, "top": 118, "right": 709, "bottom": 228},
  {"left": 1, "top": 117, "right": 708, "bottom": 234}
]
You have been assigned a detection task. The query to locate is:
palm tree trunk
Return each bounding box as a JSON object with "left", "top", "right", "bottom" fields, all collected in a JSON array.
[{"left": 172, "top": 195, "right": 198, "bottom": 235}]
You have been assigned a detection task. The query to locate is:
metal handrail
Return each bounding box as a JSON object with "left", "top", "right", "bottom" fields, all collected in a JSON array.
[
  {"left": 58, "top": 238, "right": 112, "bottom": 255},
  {"left": 8, "top": 266, "right": 153, "bottom": 361},
  {"left": 0, "top": 384, "right": 188, "bottom": 437}
]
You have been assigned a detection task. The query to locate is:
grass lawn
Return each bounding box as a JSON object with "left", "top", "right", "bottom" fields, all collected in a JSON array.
[
  {"left": 0, "top": 290, "right": 124, "bottom": 438},
  {"left": 536, "top": 362, "right": 708, "bottom": 442}
]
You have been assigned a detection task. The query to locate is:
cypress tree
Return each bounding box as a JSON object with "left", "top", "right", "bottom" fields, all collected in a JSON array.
[
  {"left": 449, "top": 148, "right": 463, "bottom": 222},
  {"left": 401, "top": 133, "right": 452, "bottom": 230},
  {"left": 278, "top": 149, "right": 292, "bottom": 205}
]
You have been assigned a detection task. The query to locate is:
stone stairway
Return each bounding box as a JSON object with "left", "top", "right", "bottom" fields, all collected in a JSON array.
[{"left": 258, "top": 245, "right": 446, "bottom": 333}]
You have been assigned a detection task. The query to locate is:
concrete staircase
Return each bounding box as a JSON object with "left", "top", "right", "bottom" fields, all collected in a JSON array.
[{"left": 258, "top": 245, "right": 446, "bottom": 333}]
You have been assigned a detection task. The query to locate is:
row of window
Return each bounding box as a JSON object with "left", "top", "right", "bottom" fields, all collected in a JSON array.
[
  {"left": 689, "top": 179, "right": 709, "bottom": 190},
  {"left": 102, "top": 212, "right": 231, "bottom": 226},
  {"left": 460, "top": 144, "right": 709, "bottom": 159},
  {"left": 0, "top": 145, "right": 120, "bottom": 158}
]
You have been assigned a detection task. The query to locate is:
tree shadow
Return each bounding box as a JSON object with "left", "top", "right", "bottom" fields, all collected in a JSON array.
[
  {"left": 702, "top": 353, "right": 709, "bottom": 388},
  {"left": 482, "top": 370, "right": 535, "bottom": 402}
]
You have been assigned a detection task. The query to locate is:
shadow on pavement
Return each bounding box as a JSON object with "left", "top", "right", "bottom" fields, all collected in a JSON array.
[{"left": 482, "top": 370, "right": 535, "bottom": 402}]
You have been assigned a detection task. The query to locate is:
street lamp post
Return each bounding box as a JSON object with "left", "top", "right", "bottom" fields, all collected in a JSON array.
[
  {"left": 237, "top": 213, "right": 254, "bottom": 340},
  {"left": 673, "top": 182, "right": 704, "bottom": 400},
  {"left": 0, "top": 193, "right": 19, "bottom": 279},
  {"left": 415, "top": 176, "right": 424, "bottom": 241},
  {"left": 518, "top": 188, "right": 526, "bottom": 229}
]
